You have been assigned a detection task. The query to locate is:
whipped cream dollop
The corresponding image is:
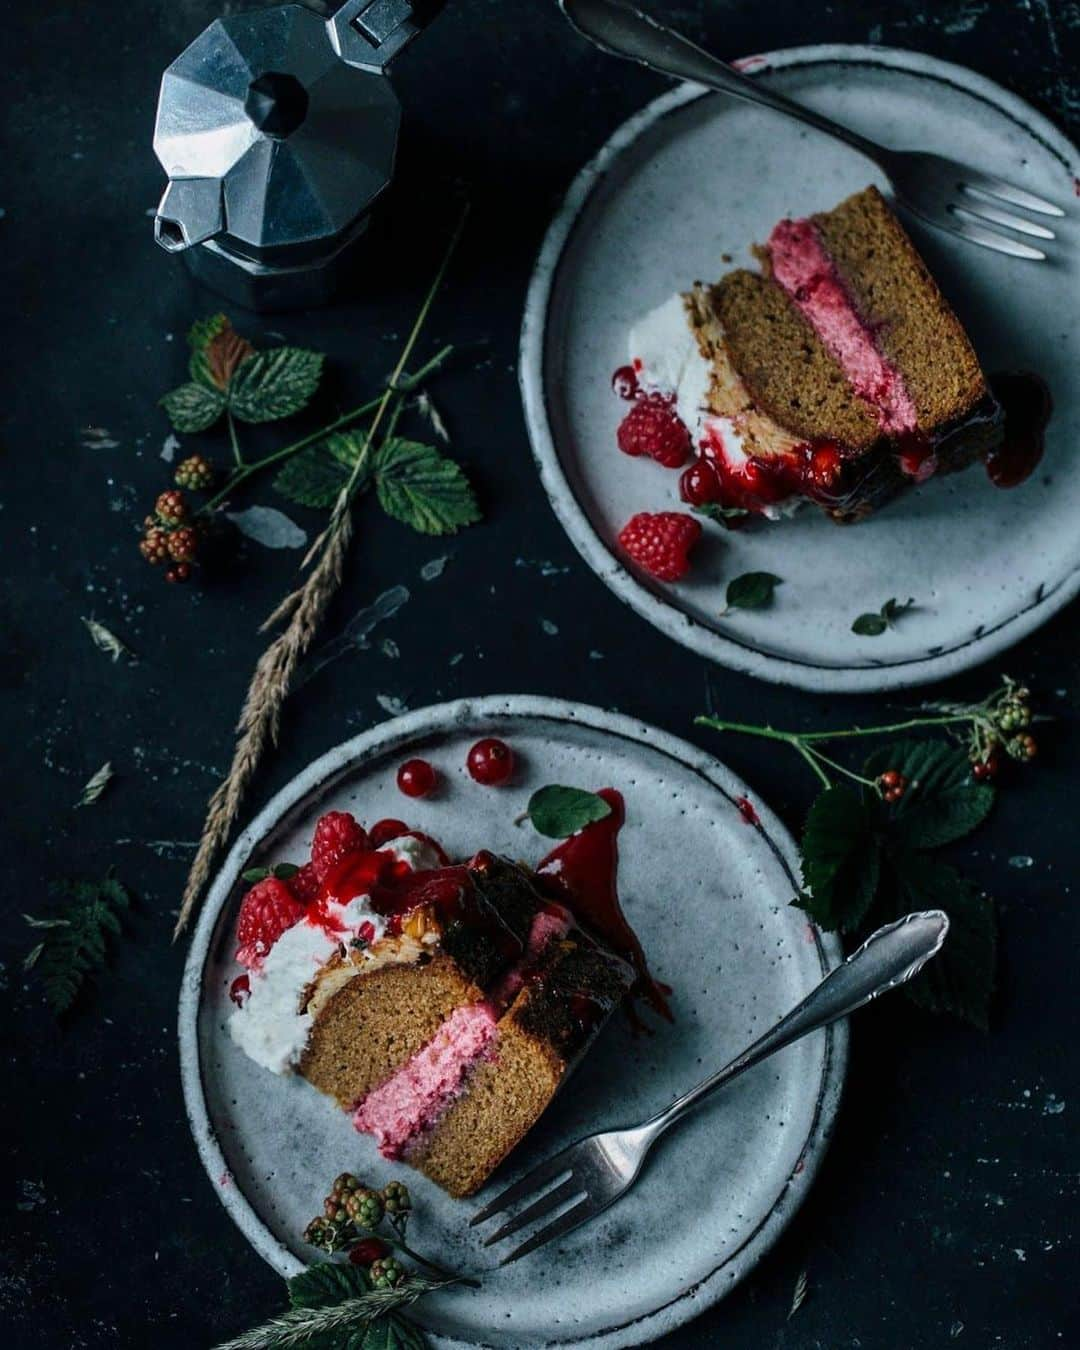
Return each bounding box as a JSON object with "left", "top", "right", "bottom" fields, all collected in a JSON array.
[
  {"left": 228, "top": 834, "right": 443, "bottom": 1075},
  {"left": 628, "top": 294, "right": 803, "bottom": 521}
]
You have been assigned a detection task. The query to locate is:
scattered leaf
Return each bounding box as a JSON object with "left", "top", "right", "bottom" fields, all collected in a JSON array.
[
  {"left": 789, "top": 1269, "right": 809, "bottom": 1320},
  {"left": 25, "top": 874, "right": 131, "bottom": 1015},
  {"left": 852, "top": 597, "right": 915, "bottom": 637},
  {"left": 797, "top": 785, "right": 882, "bottom": 933},
  {"left": 228, "top": 347, "right": 324, "bottom": 424},
  {"left": 527, "top": 785, "right": 612, "bottom": 839},
  {"left": 416, "top": 390, "right": 450, "bottom": 442},
  {"left": 75, "top": 762, "right": 114, "bottom": 809},
  {"left": 226, "top": 506, "right": 308, "bottom": 550},
  {"left": 23, "top": 942, "right": 44, "bottom": 971},
  {"left": 723, "top": 572, "right": 782, "bottom": 612},
  {"left": 374, "top": 438, "right": 481, "bottom": 536},
  {"left": 82, "top": 617, "right": 135, "bottom": 663}
]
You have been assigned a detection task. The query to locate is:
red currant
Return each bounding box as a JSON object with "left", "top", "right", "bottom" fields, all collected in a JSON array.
[
  {"left": 467, "top": 737, "right": 514, "bottom": 786},
  {"left": 369, "top": 818, "right": 409, "bottom": 849},
  {"left": 229, "top": 974, "right": 250, "bottom": 1007},
  {"left": 397, "top": 758, "right": 438, "bottom": 798},
  {"left": 679, "top": 458, "right": 722, "bottom": 506},
  {"left": 611, "top": 365, "right": 639, "bottom": 400}
]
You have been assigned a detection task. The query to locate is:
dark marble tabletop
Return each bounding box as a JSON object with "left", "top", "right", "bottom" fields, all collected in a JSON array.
[{"left": 4, "top": 1, "right": 1079, "bottom": 1346}]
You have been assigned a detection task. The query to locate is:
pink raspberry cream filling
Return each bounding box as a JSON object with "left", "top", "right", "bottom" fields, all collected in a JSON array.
[
  {"left": 352, "top": 1003, "right": 498, "bottom": 1158},
  {"left": 767, "top": 218, "right": 918, "bottom": 436}
]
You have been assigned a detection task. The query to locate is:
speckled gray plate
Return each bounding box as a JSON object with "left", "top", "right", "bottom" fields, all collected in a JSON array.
[
  {"left": 179, "top": 696, "right": 845, "bottom": 1348},
  {"left": 521, "top": 45, "right": 1080, "bottom": 692}
]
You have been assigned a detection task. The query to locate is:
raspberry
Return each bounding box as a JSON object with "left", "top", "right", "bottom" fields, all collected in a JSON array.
[
  {"left": 349, "top": 1238, "right": 389, "bottom": 1266},
  {"left": 617, "top": 511, "right": 701, "bottom": 582},
  {"left": 167, "top": 526, "right": 199, "bottom": 564},
  {"left": 466, "top": 738, "right": 514, "bottom": 787},
  {"left": 235, "top": 877, "right": 304, "bottom": 969},
  {"left": 155, "top": 488, "right": 188, "bottom": 524},
  {"left": 288, "top": 861, "right": 321, "bottom": 904},
  {"left": 174, "top": 454, "right": 215, "bottom": 491},
  {"left": 311, "top": 811, "right": 369, "bottom": 877},
  {"left": 139, "top": 527, "right": 170, "bottom": 565},
  {"left": 165, "top": 563, "right": 192, "bottom": 584},
  {"left": 616, "top": 394, "right": 691, "bottom": 468}
]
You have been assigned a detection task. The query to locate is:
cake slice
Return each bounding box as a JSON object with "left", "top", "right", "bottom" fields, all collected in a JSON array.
[
  {"left": 621, "top": 185, "right": 1002, "bottom": 526},
  {"left": 228, "top": 813, "right": 640, "bottom": 1198}
]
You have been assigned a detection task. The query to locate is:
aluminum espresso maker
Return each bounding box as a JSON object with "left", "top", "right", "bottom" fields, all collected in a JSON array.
[{"left": 152, "top": 0, "right": 443, "bottom": 310}]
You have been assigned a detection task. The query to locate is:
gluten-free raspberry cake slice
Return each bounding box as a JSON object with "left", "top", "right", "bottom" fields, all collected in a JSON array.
[{"left": 227, "top": 804, "right": 655, "bottom": 1198}]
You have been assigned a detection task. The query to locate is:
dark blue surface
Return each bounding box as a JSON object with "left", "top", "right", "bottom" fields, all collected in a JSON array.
[{"left": 3, "top": 1, "right": 1078, "bottom": 1346}]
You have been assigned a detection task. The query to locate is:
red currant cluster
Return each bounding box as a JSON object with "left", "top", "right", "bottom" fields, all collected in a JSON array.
[
  {"left": 137, "top": 458, "right": 217, "bottom": 584},
  {"left": 393, "top": 739, "right": 516, "bottom": 800},
  {"left": 876, "top": 769, "right": 907, "bottom": 804}
]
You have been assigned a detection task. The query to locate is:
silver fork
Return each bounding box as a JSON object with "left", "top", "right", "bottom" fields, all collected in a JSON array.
[
  {"left": 472, "top": 909, "right": 948, "bottom": 1264},
  {"left": 560, "top": 0, "right": 1064, "bottom": 260}
]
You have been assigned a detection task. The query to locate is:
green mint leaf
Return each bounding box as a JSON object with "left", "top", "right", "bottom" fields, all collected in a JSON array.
[
  {"left": 797, "top": 785, "right": 882, "bottom": 933},
  {"left": 527, "top": 785, "right": 612, "bottom": 839},
  {"left": 228, "top": 346, "right": 324, "bottom": 424},
  {"left": 852, "top": 597, "right": 915, "bottom": 636},
  {"left": 288, "top": 1261, "right": 371, "bottom": 1311},
  {"left": 241, "top": 863, "right": 300, "bottom": 884},
  {"left": 31, "top": 874, "right": 131, "bottom": 1015},
  {"left": 374, "top": 438, "right": 481, "bottom": 536},
  {"left": 187, "top": 314, "right": 228, "bottom": 386},
  {"left": 862, "top": 739, "right": 995, "bottom": 848},
  {"left": 160, "top": 381, "right": 226, "bottom": 433},
  {"left": 724, "top": 572, "right": 782, "bottom": 612},
  {"left": 889, "top": 852, "right": 996, "bottom": 1028}
]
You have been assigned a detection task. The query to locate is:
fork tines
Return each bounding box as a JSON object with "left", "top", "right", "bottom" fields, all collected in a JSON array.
[{"left": 470, "top": 1148, "right": 593, "bottom": 1265}]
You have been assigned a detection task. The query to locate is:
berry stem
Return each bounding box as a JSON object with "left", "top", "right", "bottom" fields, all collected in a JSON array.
[
  {"left": 795, "top": 740, "right": 832, "bottom": 789},
  {"left": 354, "top": 1223, "right": 479, "bottom": 1287},
  {"left": 198, "top": 344, "right": 455, "bottom": 516},
  {"left": 226, "top": 409, "right": 245, "bottom": 468},
  {"left": 696, "top": 712, "right": 972, "bottom": 744}
]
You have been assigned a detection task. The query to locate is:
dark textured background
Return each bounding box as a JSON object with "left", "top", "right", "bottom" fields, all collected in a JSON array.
[{"left": 4, "top": 1, "right": 1079, "bottom": 1346}]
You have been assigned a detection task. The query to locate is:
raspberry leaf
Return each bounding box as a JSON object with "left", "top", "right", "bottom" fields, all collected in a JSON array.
[
  {"left": 288, "top": 1260, "right": 371, "bottom": 1310},
  {"left": 187, "top": 313, "right": 228, "bottom": 386},
  {"left": 862, "top": 739, "right": 995, "bottom": 849},
  {"left": 362, "top": 1316, "right": 428, "bottom": 1350},
  {"left": 797, "top": 785, "right": 882, "bottom": 933},
  {"left": 724, "top": 572, "right": 782, "bottom": 612},
  {"left": 228, "top": 346, "right": 324, "bottom": 424},
  {"left": 852, "top": 597, "right": 915, "bottom": 636},
  {"left": 888, "top": 851, "right": 996, "bottom": 1028},
  {"left": 528, "top": 785, "right": 612, "bottom": 838},
  {"left": 160, "top": 381, "right": 226, "bottom": 433},
  {"left": 274, "top": 446, "right": 350, "bottom": 509},
  {"left": 374, "top": 438, "right": 480, "bottom": 536},
  {"left": 26, "top": 874, "right": 131, "bottom": 1015},
  {"left": 242, "top": 863, "right": 300, "bottom": 884}
]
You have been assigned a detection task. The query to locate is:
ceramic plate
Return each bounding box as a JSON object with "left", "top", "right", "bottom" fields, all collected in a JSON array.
[
  {"left": 179, "top": 696, "right": 846, "bottom": 1348},
  {"left": 521, "top": 45, "right": 1080, "bottom": 692}
]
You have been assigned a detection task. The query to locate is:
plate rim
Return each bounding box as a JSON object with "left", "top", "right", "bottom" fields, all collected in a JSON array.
[
  {"left": 519, "top": 42, "right": 1080, "bottom": 694},
  {"left": 178, "top": 695, "right": 847, "bottom": 1348}
]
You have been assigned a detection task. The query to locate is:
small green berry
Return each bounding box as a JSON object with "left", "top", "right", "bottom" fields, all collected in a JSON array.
[
  {"left": 370, "top": 1257, "right": 405, "bottom": 1289},
  {"left": 381, "top": 1181, "right": 411, "bottom": 1217}
]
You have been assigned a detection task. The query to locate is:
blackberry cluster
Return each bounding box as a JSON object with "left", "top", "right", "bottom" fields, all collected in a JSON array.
[{"left": 137, "top": 488, "right": 203, "bottom": 583}]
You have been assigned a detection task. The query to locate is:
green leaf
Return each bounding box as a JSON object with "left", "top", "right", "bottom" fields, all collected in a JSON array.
[
  {"left": 242, "top": 863, "right": 300, "bottom": 883},
  {"left": 862, "top": 740, "right": 995, "bottom": 849},
  {"left": 160, "top": 381, "right": 225, "bottom": 433},
  {"left": 797, "top": 785, "right": 882, "bottom": 933},
  {"left": 724, "top": 572, "right": 782, "bottom": 612},
  {"left": 228, "top": 347, "right": 324, "bottom": 424},
  {"left": 374, "top": 438, "right": 481, "bottom": 536},
  {"left": 274, "top": 447, "right": 349, "bottom": 508},
  {"left": 527, "top": 785, "right": 612, "bottom": 839},
  {"left": 29, "top": 874, "right": 131, "bottom": 1015},
  {"left": 288, "top": 1261, "right": 371, "bottom": 1311},
  {"left": 693, "top": 503, "right": 750, "bottom": 524},
  {"left": 362, "top": 1315, "right": 428, "bottom": 1350},
  {"left": 852, "top": 597, "right": 915, "bottom": 637},
  {"left": 889, "top": 851, "right": 996, "bottom": 1028},
  {"left": 187, "top": 314, "right": 228, "bottom": 387}
]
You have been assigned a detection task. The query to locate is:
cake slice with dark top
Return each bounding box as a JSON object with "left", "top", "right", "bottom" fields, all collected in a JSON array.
[{"left": 620, "top": 185, "right": 1003, "bottom": 532}]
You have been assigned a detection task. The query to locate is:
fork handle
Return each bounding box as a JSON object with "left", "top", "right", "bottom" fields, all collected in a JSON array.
[
  {"left": 640, "top": 911, "right": 949, "bottom": 1139},
  {"left": 560, "top": 0, "right": 884, "bottom": 165}
]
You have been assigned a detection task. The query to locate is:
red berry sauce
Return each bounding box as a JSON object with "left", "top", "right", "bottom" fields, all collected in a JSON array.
[
  {"left": 985, "top": 371, "right": 1052, "bottom": 489},
  {"left": 536, "top": 788, "right": 672, "bottom": 1027},
  {"left": 467, "top": 738, "right": 514, "bottom": 786},
  {"left": 369, "top": 818, "right": 409, "bottom": 849},
  {"left": 396, "top": 758, "right": 438, "bottom": 799},
  {"left": 735, "top": 796, "right": 759, "bottom": 826}
]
